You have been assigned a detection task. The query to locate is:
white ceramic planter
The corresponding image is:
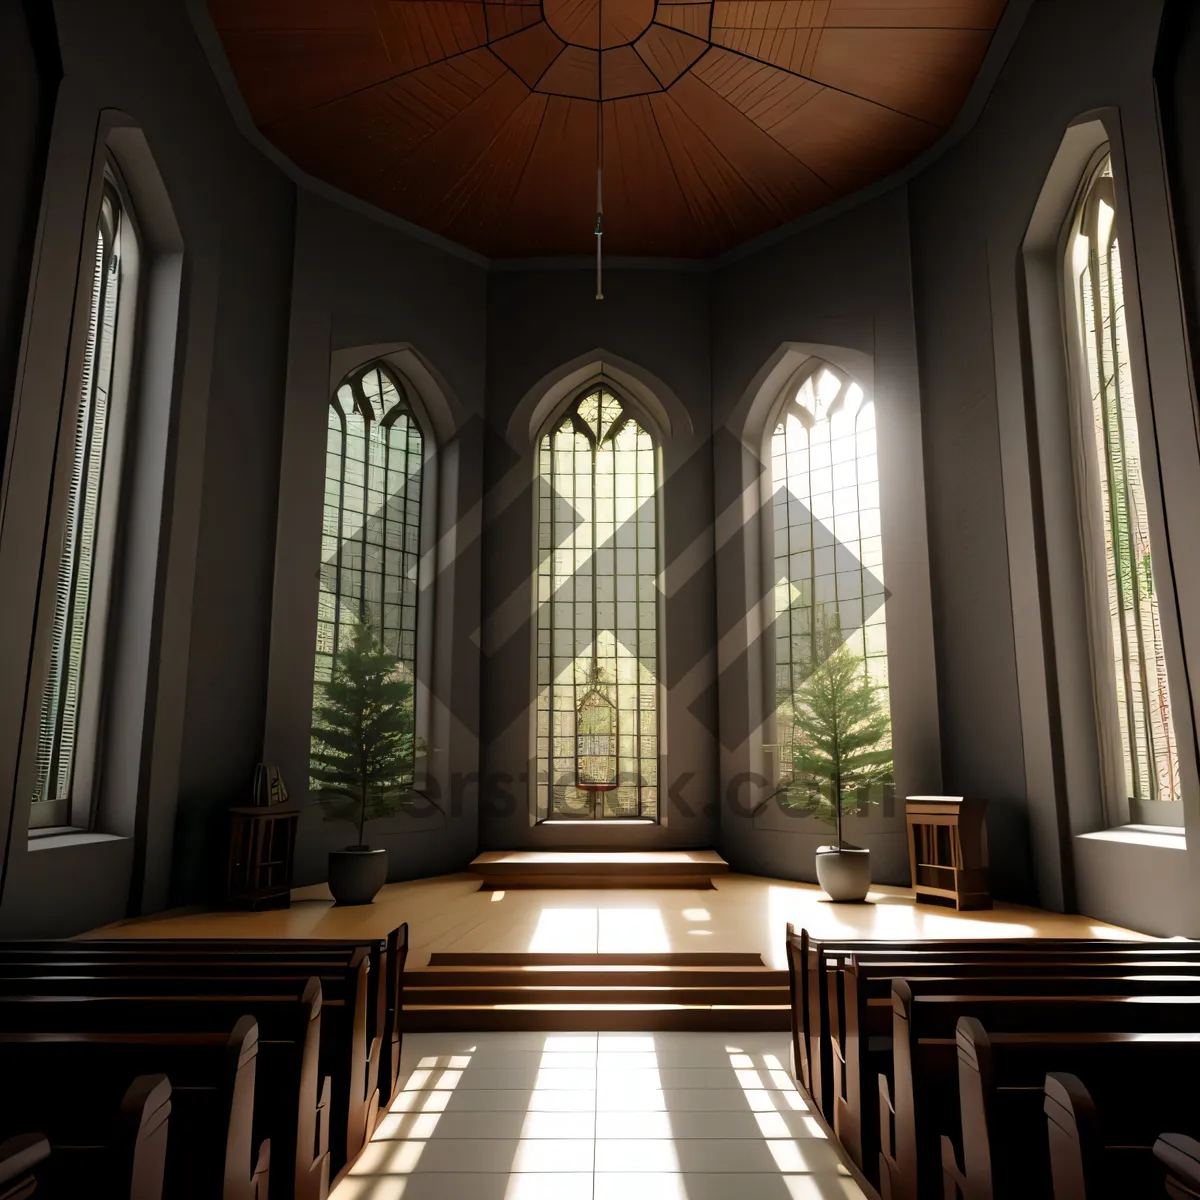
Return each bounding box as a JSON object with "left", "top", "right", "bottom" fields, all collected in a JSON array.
[{"left": 815, "top": 845, "right": 872, "bottom": 902}]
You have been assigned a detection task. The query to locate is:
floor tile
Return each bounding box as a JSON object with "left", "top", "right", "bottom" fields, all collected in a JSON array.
[
  {"left": 592, "top": 1173, "right": 691, "bottom": 1200},
  {"left": 442, "top": 1088, "right": 596, "bottom": 1112},
  {"left": 596, "top": 1109, "right": 813, "bottom": 1140},
  {"left": 342, "top": 1032, "right": 861, "bottom": 1200}
]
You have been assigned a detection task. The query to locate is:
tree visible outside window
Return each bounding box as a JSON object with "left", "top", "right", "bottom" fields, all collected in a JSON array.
[
  {"left": 1070, "top": 155, "right": 1179, "bottom": 809},
  {"left": 312, "top": 362, "right": 423, "bottom": 790},
  {"left": 535, "top": 387, "right": 659, "bottom": 820}
]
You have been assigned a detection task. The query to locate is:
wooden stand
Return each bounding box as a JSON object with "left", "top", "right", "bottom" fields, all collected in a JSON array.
[
  {"left": 905, "top": 796, "right": 991, "bottom": 910},
  {"left": 226, "top": 804, "right": 301, "bottom": 910}
]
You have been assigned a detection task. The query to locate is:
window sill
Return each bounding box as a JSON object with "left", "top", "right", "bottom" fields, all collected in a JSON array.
[
  {"left": 537, "top": 819, "right": 659, "bottom": 826},
  {"left": 27, "top": 828, "right": 128, "bottom": 852},
  {"left": 1076, "top": 824, "right": 1187, "bottom": 850}
]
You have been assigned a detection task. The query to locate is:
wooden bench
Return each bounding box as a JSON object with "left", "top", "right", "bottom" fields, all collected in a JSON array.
[
  {"left": 784, "top": 927, "right": 1168, "bottom": 1114},
  {"left": 0, "top": 950, "right": 376, "bottom": 1172},
  {"left": 946, "top": 1018, "right": 1200, "bottom": 1199},
  {"left": 4, "top": 924, "right": 409, "bottom": 1110},
  {"left": 0, "top": 1072, "right": 170, "bottom": 1200},
  {"left": 831, "top": 959, "right": 1200, "bottom": 1185},
  {"left": 887, "top": 985, "right": 1200, "bottom": 1200},
  {"left": 0, "top": 1021, "right": 264, "bottom": 1200},
  {"left": 0, "top": 984, "right": 327, "bottom": 1200},
  {"left": 0, "top": 1132, "right": 49, "bottom": 1200},
  {"left": 1155, "top": 1134, "right": 1200, "bottom": 1199}
]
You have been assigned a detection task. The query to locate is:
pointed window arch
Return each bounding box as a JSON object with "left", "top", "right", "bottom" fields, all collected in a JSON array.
[
  {"left": 311, "top": 361, "right": 424, "bottom": 784},
  {"left": 768, "top": 361, "right": 891, "bottom": 793},
  {"left": 535, "top": 386, "right": 660, "bottom": 820},
  {"left": 1067, "top": 153, "right": 1179, "bottom": 808}
]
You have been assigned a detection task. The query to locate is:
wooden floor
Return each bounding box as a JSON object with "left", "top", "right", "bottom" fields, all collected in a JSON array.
[{"left": 86, "top": 871, "right": 1147, "bottom": 968}]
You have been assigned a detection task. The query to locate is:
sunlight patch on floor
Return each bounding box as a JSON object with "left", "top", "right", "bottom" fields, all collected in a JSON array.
[{"left": 333, "top": 1031, "right": 863, "bottom": 1200}]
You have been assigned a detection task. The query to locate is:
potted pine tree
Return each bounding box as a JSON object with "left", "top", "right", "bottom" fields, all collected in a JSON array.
[
  {"left": 310, "top": 617, "right": 418, "bottom": 905},
  {"left": 784, "top": 629, "right": 893, "bottom": 902}
]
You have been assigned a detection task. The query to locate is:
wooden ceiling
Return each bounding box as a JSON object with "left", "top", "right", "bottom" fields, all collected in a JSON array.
[{"left": 209, "top": 0, "right": 1007, "bottom": 258}]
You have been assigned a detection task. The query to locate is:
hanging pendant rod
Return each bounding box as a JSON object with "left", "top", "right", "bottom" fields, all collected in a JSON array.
[{"left": 595, "top": 0, "right": 604, "bottom": 300}]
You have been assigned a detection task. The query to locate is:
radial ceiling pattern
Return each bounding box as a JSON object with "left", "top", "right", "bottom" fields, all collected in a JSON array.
[{"left": 210, "top": 0, "right": 1008, "bottom": 258}]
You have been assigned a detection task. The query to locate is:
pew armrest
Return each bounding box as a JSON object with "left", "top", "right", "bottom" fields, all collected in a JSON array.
[
  {"left": 120, "top": 1073, "right": 173, "bottom": 1200},
  {"left": 0, "top": 1133, "right": 49, "bottom": 1188},
  {"left": 879, "top": 1074, "right": 895, "bottom": 1160},
  {"left": 251, "top": 1138, "right": 270, "bottom": 1200},
  {"left": 941, "top": 1133, "right": 967, "bottom": 1200},
  {"left": 1156, "top": 1134, "right": 1200, "bottom": 1198},
  {"left": 316, "top": 1075, "right": 332, "bottom": 1162}
]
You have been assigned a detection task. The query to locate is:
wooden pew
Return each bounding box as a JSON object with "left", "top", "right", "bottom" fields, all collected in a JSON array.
[
  {"left": 0, "top": 985, "right": 327, "bottom": 1200},
  {"left": 831, "top": 959, "right": 1200, "bottom": 1185},
  {"left": 1155, "top": 1134, "right": 1200, "bottom": 1199},
  {"left": 886, "top": 985, "right": 1200, "bottom": 1200},
  {"left": 0, "top": 1019, "right": 264, "bottom": 1200},
  {"left": 2, "top": 922, "right": 409, "bottom": 1108},
  {"left": 0, "top": 950, "right": 377, "bottom": 1171},
  {"left": 784, "top": 927, "right": 1172, "bottom": 1115},
  {"left": 945, "top": 1018, "right": 1200, "bottom": 1200},
  {"left": 0, "top": 1073, "right": 170, "bottom": 1200},
  {"left": 0, "top": 1133, "right": 48, "bottom": 1200}
]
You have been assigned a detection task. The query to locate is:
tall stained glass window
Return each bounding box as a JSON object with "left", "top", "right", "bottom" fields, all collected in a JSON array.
[
  {"left": 1070, "top": 155, "right": 1179, "bottom": 807},
  {"left": 33, "top": 183, "right": 126, "bottom": 823},
  {"left": 770, "top": 363, "right": 890, "bottom": 788},
  {"left": 535, "top": 387, "right": 659, "bottom": 820},
  {"left": 312, "top": 362, "right": 423, "bottom": 784}
]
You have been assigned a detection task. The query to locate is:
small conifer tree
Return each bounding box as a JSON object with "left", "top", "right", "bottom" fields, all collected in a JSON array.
[
  {"left": 784, "top": 619, "right": 893, "bottom": 849},
  {"left": 310, "top": 617, "right": 417, "bottom": 847}
]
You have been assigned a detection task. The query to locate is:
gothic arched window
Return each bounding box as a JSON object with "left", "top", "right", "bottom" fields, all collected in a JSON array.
[
  {"left": 535, "top": 386, "right": 660, "bottom": 820},
  {"left": 1068, "top": 153, "right": 1179, "bottom": 809},
  {"left": 311, "top": 361, "right": 424, "bottom": 784},
  {"left": 770, "top": 362, "right": 890, "bottom": 790}
]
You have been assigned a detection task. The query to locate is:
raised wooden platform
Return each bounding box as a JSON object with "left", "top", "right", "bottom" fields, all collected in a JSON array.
[
  {"left": 469, "top": 849, "right": 729, "bottom": 889},
  {"left": 401, "top": 950, "right": 790, "bottom": 1032}
]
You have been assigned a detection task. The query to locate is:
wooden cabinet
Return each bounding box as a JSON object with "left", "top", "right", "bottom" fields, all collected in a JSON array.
[
  {"left": 905, "top": 796, "right": 991, "bottom": 911},
  {"left": 226, "top": 804, "right": 301, "bottom": 910}
]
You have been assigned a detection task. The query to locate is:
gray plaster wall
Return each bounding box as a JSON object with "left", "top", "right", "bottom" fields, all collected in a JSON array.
[
  {"left": 710, "top": 188, "right": 942, "bottom": 887},
  {"left": 479, "top": 267, "right": 719, "bottom": 851},
  {"left": 0, "top": 1, "right": 58, "bottom": 464},
  {"left": 0, "top": 0, "right": 296, "bottom": 931},
  {"left": 263, "top": 190, "right": 487, "bottom": 887},
  {"left": 908, "top": 0, "right": 1200, "bottom": 924}
]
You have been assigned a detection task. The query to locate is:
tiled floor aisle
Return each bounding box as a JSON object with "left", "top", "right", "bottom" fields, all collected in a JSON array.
[{"left": 332, "top": 1030, "right": 864, "bottom": 1200}]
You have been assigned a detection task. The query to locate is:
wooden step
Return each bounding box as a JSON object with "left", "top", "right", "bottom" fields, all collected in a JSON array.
[
  {"left": 402, "top": 949, "right": 786, "bottom": 1032},
  {"left": 426, "top": 952, "right": 765, "bottom": 967},
  {"left": 400, "top": 1005, "right": 791, "bottom": 1032},
  {"left": 469, "top": 850, "right": 729, "bottom": 889},
  {"left": 404, "top": 986, "right": 788, "bottom": 1006},
  {"left": 407, "top": 966, "right": 791, "bottom": 987}
]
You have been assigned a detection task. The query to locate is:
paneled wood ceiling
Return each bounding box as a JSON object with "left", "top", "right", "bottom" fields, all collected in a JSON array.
[{"left": 209, "top": 0, "right": 1007, "bottom": 258}]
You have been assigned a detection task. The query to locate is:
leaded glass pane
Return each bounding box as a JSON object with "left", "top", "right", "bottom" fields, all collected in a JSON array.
[
  {"left": 1073, "top": 156, "right": 1179, "bottom": 805},
  {"left": 771, "top": 366, "right": 891, "bottom": 793},
  {"left": 33, "top": 186, "right": 124, "bottom": 811},
  {"left": 535, "top": 387, "right": 660, "bottom": 820},
  {"left": 311, "top": 362, "right": 422, "bottom": 787}
]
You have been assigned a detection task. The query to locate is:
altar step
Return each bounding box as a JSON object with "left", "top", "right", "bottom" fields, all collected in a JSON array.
[
  {"left": 469, "top": 850, "right": 729, "bottom": 889},
  {"left": 401, "top": 951, "right": 790, "bottom": 1031}
]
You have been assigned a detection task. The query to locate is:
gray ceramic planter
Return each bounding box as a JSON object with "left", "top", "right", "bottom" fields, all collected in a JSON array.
[
  {"left": 815, "top": 845, "right": 871, "bottom": 902},
  {"left": 328, "top": 846, "right": 388, "bottom": 906}
]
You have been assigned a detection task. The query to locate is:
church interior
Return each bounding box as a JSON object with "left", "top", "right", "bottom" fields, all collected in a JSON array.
[{"left": 3, "top": 0, "right": 1200, "bottom": 1196}]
